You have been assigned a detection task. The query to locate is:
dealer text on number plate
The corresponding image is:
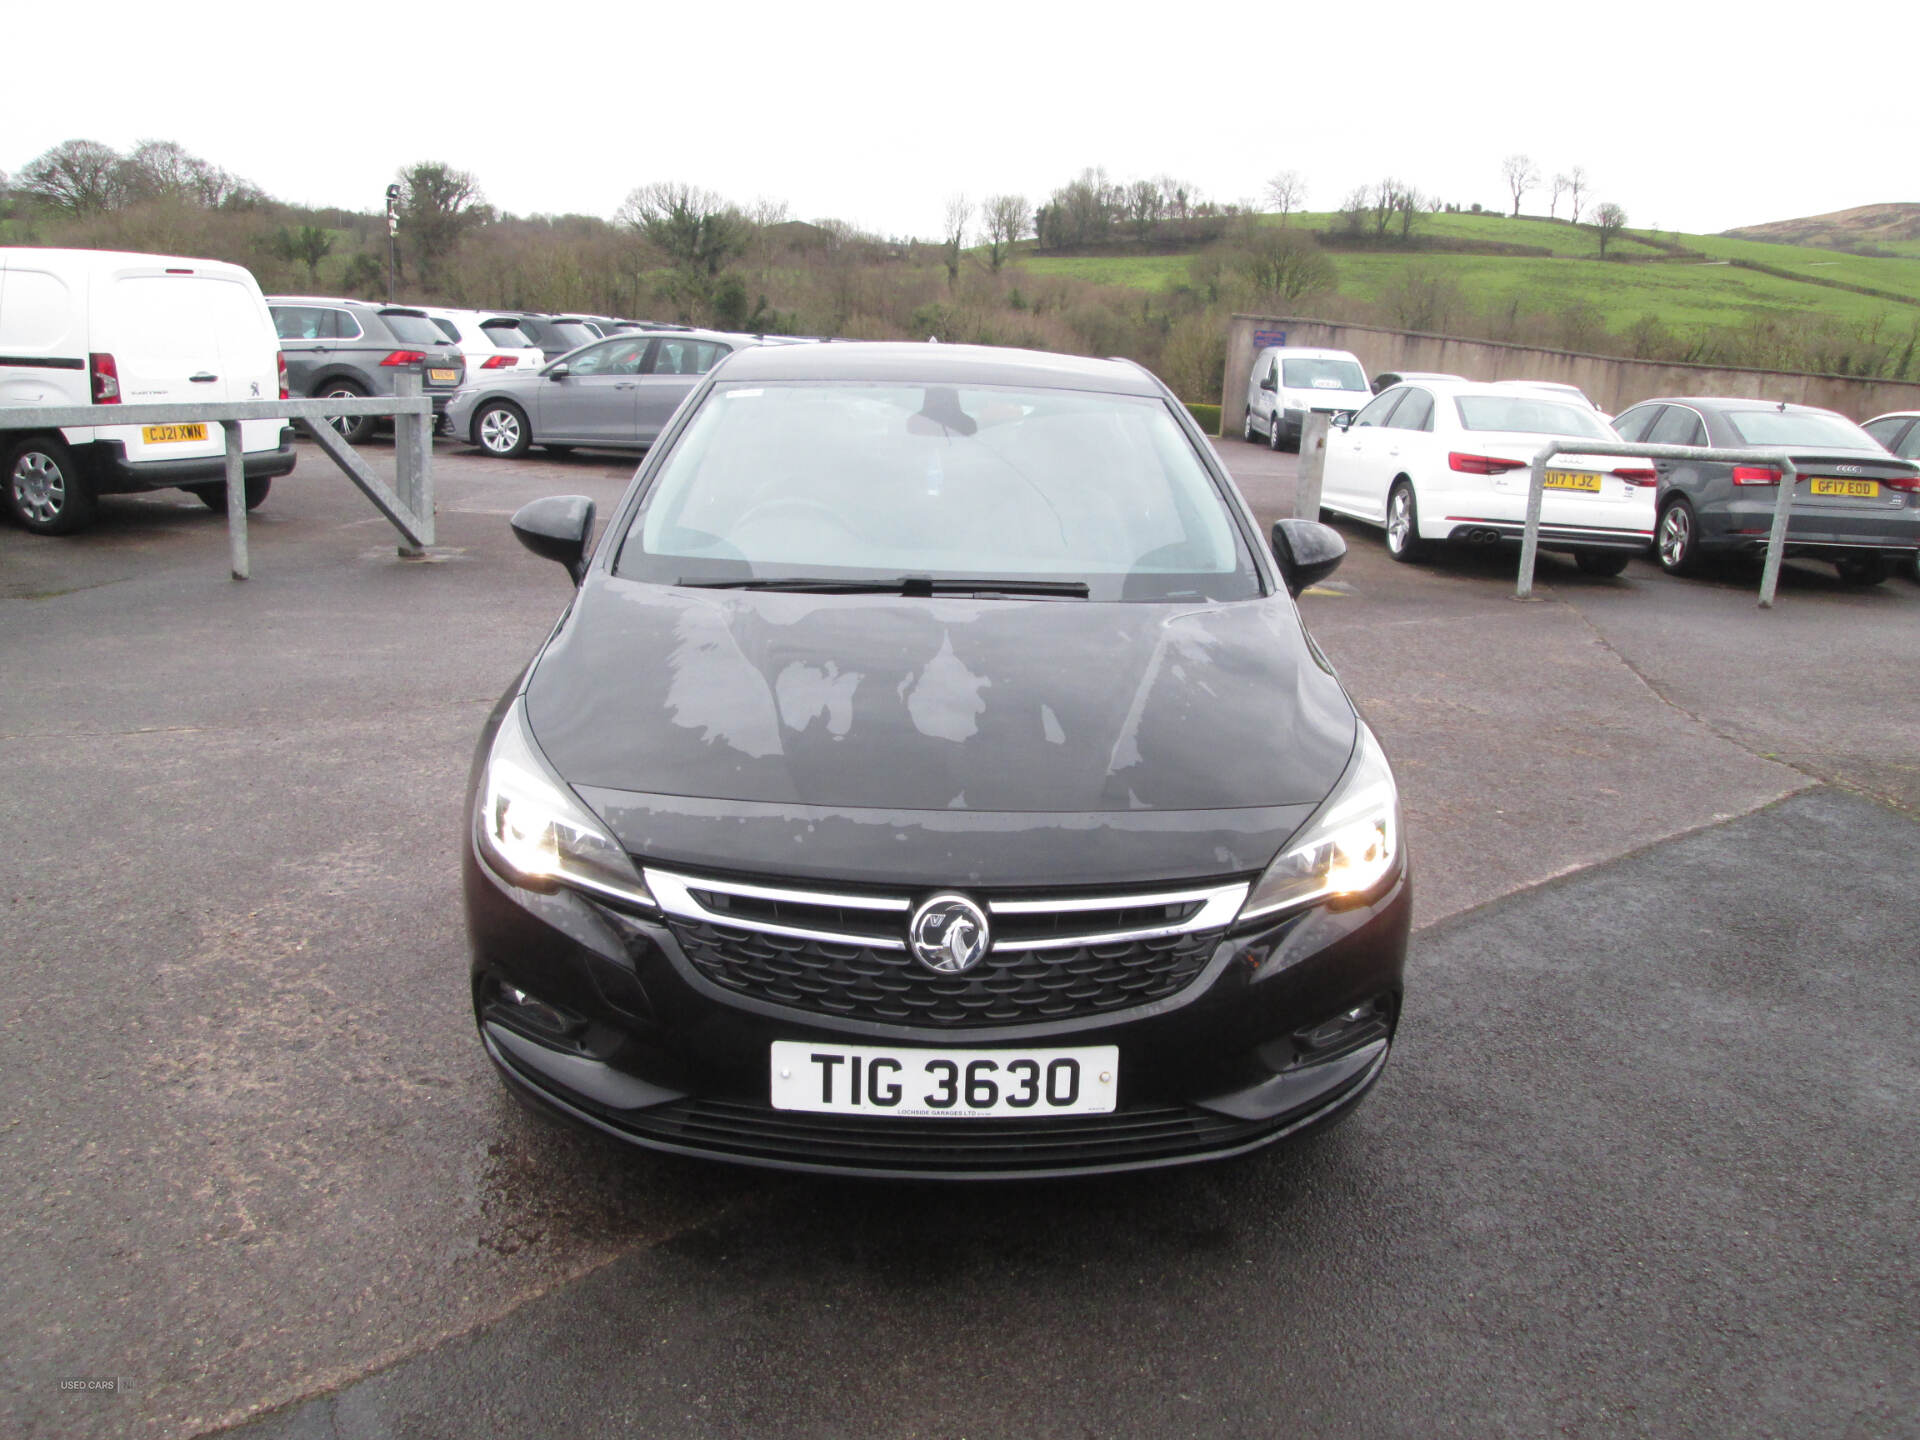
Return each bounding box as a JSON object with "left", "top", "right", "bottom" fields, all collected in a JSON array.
[
  {"left": 143, "top": 424, "right": 207, "bottom": 444},
  {"left": 1543, "top": 469, "right": 1602, "bottom": 493},
  {"left": 769, "top": 1041, "right": 1118, "bottom": 1117}
]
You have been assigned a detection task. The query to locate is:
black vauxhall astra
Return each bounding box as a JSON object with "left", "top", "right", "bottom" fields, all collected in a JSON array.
[{"left": 464, "top": 341, "right": 1411, "bottom": 1178}]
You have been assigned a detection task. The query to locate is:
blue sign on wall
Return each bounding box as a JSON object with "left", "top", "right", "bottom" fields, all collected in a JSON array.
[{"left": 1252, "top": 328, "right": 1288, "bottom": 352}]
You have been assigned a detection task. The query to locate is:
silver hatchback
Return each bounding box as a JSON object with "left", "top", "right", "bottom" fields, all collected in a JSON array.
[{"left": 447, "top": 329, "right": 766, "bottom": 458}]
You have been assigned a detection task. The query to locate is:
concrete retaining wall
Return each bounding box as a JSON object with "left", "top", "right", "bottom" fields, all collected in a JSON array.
[{"left": 1220, "top": 315, "right": 1920, "bottom": 438}]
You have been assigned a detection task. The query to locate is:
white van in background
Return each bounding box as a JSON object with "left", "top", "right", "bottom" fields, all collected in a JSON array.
[
  {"left": 0, "top": 248, "right": 296, "bottom": 534},
  {"left": 1243, "top": 346, "right": 1372, "bottom": 451}
]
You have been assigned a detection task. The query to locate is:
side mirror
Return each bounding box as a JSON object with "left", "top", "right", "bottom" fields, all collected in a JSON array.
[
  {"left": 1258, "top": 375, "right": 1277, "bottom": 392},
  {"left": 511, "top": 495, "right": 596, "bottom": 583},
  {"left": 1331, "top": 413, "right": 1353, "bottom": 432},
  {"left": 546, "top": 363, "right": 570, "bottom": 381},
  {"left": 1270, "top": 519, "right": 1346, "bottom": 598}
]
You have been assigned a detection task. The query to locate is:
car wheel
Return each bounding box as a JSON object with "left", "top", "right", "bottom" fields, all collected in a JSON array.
[
  {"left": 186, "top": 478, "right": 272, "bottom": 512},
  {"left": 317, "top": 381, "right": 376, "bottom": 445},
  {"left": 1655, "top": 497, "right": 1700, "bottom": 576},
  {"left": 1384, "top": 480, "right": 1429, "bottom": 563},
  {"left": 1833, "top": 552, "right": 1888, "bottom": 587},
  {"left": 5, "top": 436, "right": 96, "bottom": 535},
  {"left": 475, "top": 402, "right": 531, "bottom": 459},
  {"left": 1243, "top": 411, "right": 1257, "bottom": 443},
  {"left": 1575, "top": 551, "right": 1631, "bottom": 578},
  {"left": 1267, "top": 413, "right": 1285, "bottom": 451}
]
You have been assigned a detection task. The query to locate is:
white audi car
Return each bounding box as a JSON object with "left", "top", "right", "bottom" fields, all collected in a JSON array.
[{"left": 1319, "top": 380, "right": 1656, "bottom": 575}]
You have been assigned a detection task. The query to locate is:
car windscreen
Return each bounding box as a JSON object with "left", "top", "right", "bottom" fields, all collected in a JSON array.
[
  {"left": 1454, "top": 395, "right": 1611, "bottom": 438},
  {"left": 380, "top": 311, "right": 450, "bottom": 346},
  {"left": 616, "top": 382, "right": 1260, "bottom": 602},
  {"left": 1282, "top": 358, "right": 1367, "bottom": 392},
  {"left": 1722, "top": 410, "right": 1877, "bottom": 450},
  {"left": 548, "top": 322, "right": 598, "bottom": 349},
  {"left": 480, "top": 321, "right": 534, "bottom": 349}
]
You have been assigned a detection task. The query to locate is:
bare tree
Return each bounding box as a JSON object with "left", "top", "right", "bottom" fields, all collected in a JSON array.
[
  {"left": 745, "top": 196, "right": 791, "bottom": 228},
  {"left": 979, "top": 194, "right": 1028, "bottom": 272},
  {"left": 19, "top": 139, "right": 124, "bottom": 215},
  {"left": 1593, "top": 201, "right": 1628, "bottom": 258},
  {"left": 1501, "top": 154, "right": 1537, "bottom": 217},
  {"left": 1549, "top": 173, "right": 1568, "bottom": 220},
  {"left": 1264, "top": 170, "right": 1306, "bottom": 225},
  {"left": 1565, "top": 165, "right": 1589, "bottom": 224},
  {"left": 941, "top": 192, "right": 969, "bottom": 286},
  {"left": 1124, "top": 179, "right": 1166, "bottom": 243},
  {"left": 1232, "top": 228, "right": 1337, "bottom": 301},
  {"left": 1395, "top": 186, "right": 1427, "bottom": 239},
  {"left": 1338, "top": 186, "right": 1371, "bottom": 236},
  {"left": 618, "top": 182, "right": 747, "bottom": 278},
  {"left": 274, "top": 225, "right": 335, "bottom": 285},
  {"left": 1157, "top": 176, "right": 1196, "bottom": 220}
]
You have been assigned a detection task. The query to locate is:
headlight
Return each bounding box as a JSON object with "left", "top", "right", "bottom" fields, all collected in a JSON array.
[
  {"left": 1241, "top": 722, "right": 1400, "bottom": 921},
  {"left": 478, "top": 700, "right": 654, "bottom": 908}
]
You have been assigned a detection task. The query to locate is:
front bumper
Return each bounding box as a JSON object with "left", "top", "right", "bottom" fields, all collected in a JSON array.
[
  {"left": 464, "top": 836, "right": 1411, "bottom": 1179},
  {"left": 86, "top": 429, "right": 299, "bottom": 494}
]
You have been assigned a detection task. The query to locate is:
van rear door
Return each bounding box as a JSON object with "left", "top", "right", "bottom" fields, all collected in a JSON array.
[{"left": 94, "top": 264, "right": 282, "bottom": 465}]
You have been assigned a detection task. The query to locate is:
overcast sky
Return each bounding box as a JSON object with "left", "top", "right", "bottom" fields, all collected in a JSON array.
[{"left": 6, "top": 1, "right": 1907, "bottom": 239}]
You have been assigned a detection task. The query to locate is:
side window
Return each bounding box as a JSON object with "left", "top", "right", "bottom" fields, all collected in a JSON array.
[
  {"left": 649, "top": 340, "right": 724, "bottom": 376},
  {"left": 566, "top": 340, "right": 622, "bottom": 376},
  {"left": 1647, "top": 406, "right": 1705, "bottom": 448},
  {"left": 1861, "top": 417, "right": 1908, "bottom": 451},
  {"left": 329, "top": 309, "right": 364, "bottom": 340},
  {"left": 1386, "top": 388, "right": 1434, "bottom": 431},
  {"left": 1896, "top": 426, "right": 1920, "bottom": 461},
  {"left": 273, "top": 306, "right": 326, "bottom": 341},
  {"left": 430, "top": 317, "right": 461, "bottom": 343},
  {"left": 1351, "top": 390, "right": 1404, "bottom": 429},
  {"left": 1610, "top": 405, "right": 1660, "bottom": 443}
]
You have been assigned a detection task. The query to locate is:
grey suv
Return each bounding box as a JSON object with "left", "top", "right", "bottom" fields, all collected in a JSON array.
[
  {"left": 269, "top": 298, "right": 467, "bottom": 443},
  {"left": 1613, "top": 397, "right": 1920, "bottom": 586}
]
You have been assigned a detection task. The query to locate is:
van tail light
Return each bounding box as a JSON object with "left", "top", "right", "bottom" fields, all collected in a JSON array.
[
  {"left": 89, "top": 352, "right": 121, "bottom": 404},
  {"left": 1448, "top": 452, "right": 1527, "bottom": 475},
  {"left": 481, "top": 354, "right": 518, "bottom": 369},
  {"left": 1731, "top": 465, "right": 1781, "bottom": 486},
  {"left": 1611, "top": 466, "right": 1658, "bottom": 486},
  {"left": 277, "top": 351, "right": 290, "bottom": 401},
  {"left": 379, "top": 350, "right": 426, "bottom": 367}
]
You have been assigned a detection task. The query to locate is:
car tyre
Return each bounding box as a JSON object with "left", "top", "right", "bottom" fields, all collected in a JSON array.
[
  {"left": 1384, "top": 479, "right": 1430, "bottom": 563},
  {"left": 1243, "top": 411, "right": 1257, "bottom": 443},
  {"left": 186, "top": 478, "right": 272, "bottom": 512},
  {"left": 1267, "top": 413, "right": 1286, "bottom": 451},
  {"left": 1833, "top": 552, "right": 1888, "bottom": 587},
  {"left": 1574, "top": 551, "right": 1631, "bottom": 578},
  {"left": 317, "top": 380, "right": 376, "bottom": 445},
  {"left": 1655, "top": 497, "right": 1701, "bottom": 576},
  {"left": 5, "top": 435, "right": 96, "bottom": 535},
  {"left": 475, "top": 402, "right": 532, "bottom": 459}
]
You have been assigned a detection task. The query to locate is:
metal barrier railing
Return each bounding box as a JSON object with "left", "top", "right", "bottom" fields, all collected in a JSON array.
[
  {"left": 1516, "top": 441, "right": 1905, "bottom": 608},
  {"left": 0, "top": 371, "right": 433, "bottom": 580}
]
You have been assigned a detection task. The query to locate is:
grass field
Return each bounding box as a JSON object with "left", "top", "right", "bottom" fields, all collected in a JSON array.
[{"left": 1013, "top": 212, "right": 1920, "bottom": 340}]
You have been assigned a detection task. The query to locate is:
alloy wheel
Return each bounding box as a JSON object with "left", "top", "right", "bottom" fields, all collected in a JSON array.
[
  {"left": 1657, "top": 505, "right": 1690, "bottom": 569},
  {"left": 1387, "top": 487, "right": 1412, "bottom": 553},
  {"left": 480, "top": 408, "right": 522, "bottom": 454}
]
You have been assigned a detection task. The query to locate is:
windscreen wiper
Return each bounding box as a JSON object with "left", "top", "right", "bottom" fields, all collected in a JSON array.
[{"left": 677, "top": 576, "right": 1089, "bottom": 598}]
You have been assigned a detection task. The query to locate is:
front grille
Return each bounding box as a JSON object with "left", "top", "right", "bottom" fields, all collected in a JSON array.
[
  {"left": 612, "top": 1096, "right": 1276, "bottom": 1174},
  {"left": 670, "top": 919, "right": 1225, "bottom": 1026}
]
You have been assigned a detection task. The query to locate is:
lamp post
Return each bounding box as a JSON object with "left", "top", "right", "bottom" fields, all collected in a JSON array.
[{"left": 385, "top": 183, "right": 401, "bottom": 303}]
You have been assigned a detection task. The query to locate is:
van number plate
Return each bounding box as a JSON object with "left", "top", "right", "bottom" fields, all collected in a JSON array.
[{"left": 143, "top": 424, "right": 208, "bottom": 443}]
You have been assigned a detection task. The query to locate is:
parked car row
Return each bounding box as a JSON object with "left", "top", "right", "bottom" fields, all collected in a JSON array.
[{"left": 1245, "top": 345, "right": 1920, "bottom": 587}]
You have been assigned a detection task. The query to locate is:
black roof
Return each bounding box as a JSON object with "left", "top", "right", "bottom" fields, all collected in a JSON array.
[{"left": 718, "top": 342, "right": 1161, "bottom": 395}]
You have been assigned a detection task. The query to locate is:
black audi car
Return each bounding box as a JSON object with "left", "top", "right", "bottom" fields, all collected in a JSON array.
[{"left": 464, "top": 342, "right": 1411, "bottom": 1178}]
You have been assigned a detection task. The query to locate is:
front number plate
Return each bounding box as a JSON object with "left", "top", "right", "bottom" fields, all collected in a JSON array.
[
  {"left": 1810, "top": 477, "right": 1879, "bottom": 498},
  {"left": 1544, "top": 468, "right": 1603, "bottom": 493},
  {"left": 142, "top": 423, "right": 207, "bottom": 443},
  {"left": 770, "top": 1041, "right": 1118, "bottom": 1118}
]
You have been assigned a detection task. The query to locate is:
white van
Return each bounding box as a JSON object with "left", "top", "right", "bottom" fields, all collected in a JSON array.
[
  {"left": 1, "top": 248, "right": 295, "bottom": 534},
  {"left": 1243, "top": 346, "right": 1373, "bottom": 451}
]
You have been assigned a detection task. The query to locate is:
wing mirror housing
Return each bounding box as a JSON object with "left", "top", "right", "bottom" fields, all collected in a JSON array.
[
  {"left": 1270, "top": 519, "right": 1346, "bottom": 598},
  {"left": 1258, "top": 375, "right": 1277, "bottom": 392},
  {"left": 511, "top": 495, "right": 596, "bottom": 584},
  {"left": 546, "top": 362, "right": 570, "bottom": 381}
]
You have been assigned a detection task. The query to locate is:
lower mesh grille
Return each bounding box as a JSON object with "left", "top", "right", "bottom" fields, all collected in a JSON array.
[
  {"left": 611, "top": 1096, "right": 1275, "bottom": 1173},
  {"left": 670, "top": 920, "right": 1224, "bottom": 1026}
]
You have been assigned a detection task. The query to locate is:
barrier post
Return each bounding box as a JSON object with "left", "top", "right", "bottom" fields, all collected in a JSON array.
[
  {"left": 1294, "top": 413, "right": 1332, "bottom": 519},
  {"left": 223, "top": 419, "right": 250, "bottom": 580},
  {"left": 1756, "top": 459, "right": 1798, "bottom": 609}
]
